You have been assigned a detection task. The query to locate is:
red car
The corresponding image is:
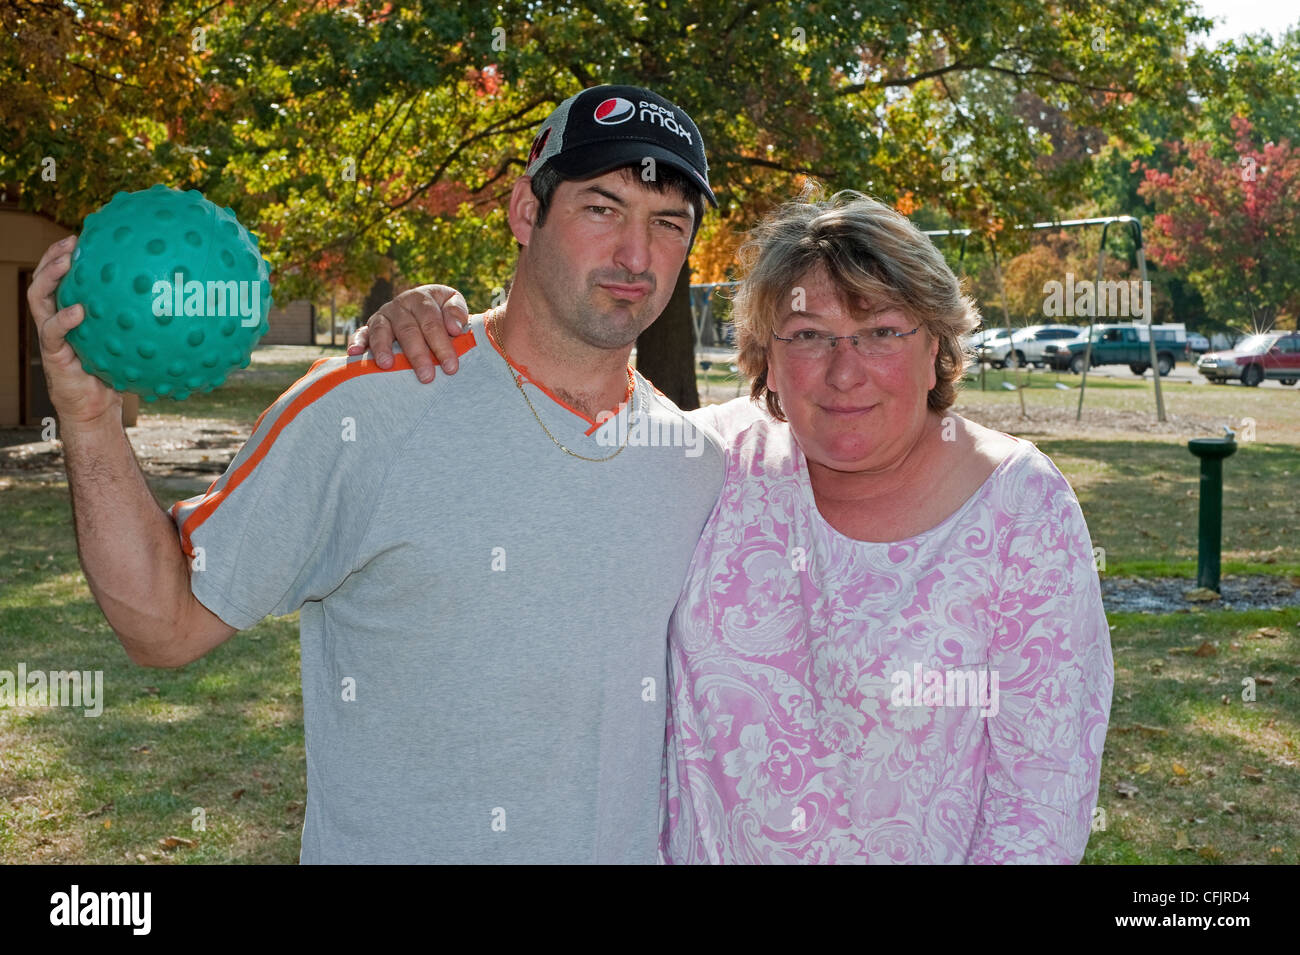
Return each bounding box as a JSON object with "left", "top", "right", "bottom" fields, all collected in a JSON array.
[{"left": 1196, "top": 332, "right": 1300, "bottom": 386}]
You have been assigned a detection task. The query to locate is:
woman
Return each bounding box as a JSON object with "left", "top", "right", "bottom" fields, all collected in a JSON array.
[{"left": 354, "top": 189, "right": 1113, "bottom": 864}]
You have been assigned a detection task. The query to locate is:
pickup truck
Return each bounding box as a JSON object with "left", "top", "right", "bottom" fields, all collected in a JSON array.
[{"left": 1044, "top": 323, "right": 1186, "bottom": 376}]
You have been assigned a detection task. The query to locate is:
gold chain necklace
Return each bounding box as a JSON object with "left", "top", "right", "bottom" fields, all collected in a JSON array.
[{"left": 487, "top": 309, "right": 637, "bottom": 463}]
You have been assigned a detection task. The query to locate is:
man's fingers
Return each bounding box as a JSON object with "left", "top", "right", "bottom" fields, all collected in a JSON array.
[
  {"left": 27, "top": 239, "right": 77, "bottom": 324},
  {"left": 362, "top": 313, "right": 395, "bottom": 368},
  {"left": 391, "top": 300, "right": 440, "bottom": 383},
  {"left": 347, "top": 325, "right": 370, "bottom": 355},
  {"left": 36, "top": 303, "right": 86, "bottom": 365},
  {"left": 438, "top": 290, "right": 470, "bottom": 336},
  {"left": 33, "top": 234, "right": 76, "bottom": 277},
  {"left": 411, "top": 288, "right": 466, "bottom": 376}
]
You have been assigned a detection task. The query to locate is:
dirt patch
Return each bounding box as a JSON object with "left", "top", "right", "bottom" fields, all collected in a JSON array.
[
  {"left": 954, "top": 402, "right": 1230, "bottom": 440},
  {"left": 0, "top": 416, "right": 246, "bottom": 493},
  {"left": 1102, "top": 574, "right": 1300, "bottom": 613}
]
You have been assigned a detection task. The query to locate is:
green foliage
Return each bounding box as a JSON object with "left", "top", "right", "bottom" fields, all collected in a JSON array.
[{"left": 0, "top": 0, "right": 1238, "bottom": 309}]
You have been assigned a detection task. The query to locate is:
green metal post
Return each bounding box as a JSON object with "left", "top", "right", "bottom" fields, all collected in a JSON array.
[{"left": 1188, "top": 436, "right": 1237, "bottom": 592}]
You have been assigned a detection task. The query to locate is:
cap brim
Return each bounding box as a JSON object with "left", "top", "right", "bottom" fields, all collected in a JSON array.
[{"left": 546, "top": 141, "right": 718, "bottom": 207}]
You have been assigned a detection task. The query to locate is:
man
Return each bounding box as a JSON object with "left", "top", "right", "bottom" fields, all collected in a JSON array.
[{"left": 27, "top": 84, "right": 724, "bottom": 863}]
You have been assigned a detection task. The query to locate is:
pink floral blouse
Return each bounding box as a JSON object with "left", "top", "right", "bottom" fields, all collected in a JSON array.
[{"left": 663, "top": 398, "right": 1113, "bottom": 864}]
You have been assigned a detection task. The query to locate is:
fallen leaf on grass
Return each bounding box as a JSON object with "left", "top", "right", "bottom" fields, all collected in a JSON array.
[
  {"left": 1135, "top": 762, "right": 1152, "bottom": 775},
  {"left": 1241, "top": 766, "right": 1265, "bottom": 782},
  {"left": 1183, "top": 587, "right": 1221, "bottom": 603},
  {"left": 130, "top": 744, "right": 151, "bottom": 754},
  {"left": 1172, "top": 763, "right": 1188, "bottom": 776},
  {"left": 1257, "top": 677, "right": 1275, "bottom": 686},
  {"left": 1173, "top": 830, "right": 1193, "bottom": 851},
  {"left": 231, "top": 788, "right": 245, "bottom": 802},
  {"left": 1193, "top": 641, "right": 1217, "bottom": 657},
  {"left": 1116, "top": 781, "right": 1140, "bottom": 798},
  {"left": 1252, "top": 627, "right": 1284, "bottom": 639},
  {"left": 159, "top": 836, "right": 196, "bottom": 850},
  {"left": 1197, "top": 845, "right": 1221, "bottom": 861},
  {"left": 82, "top": 803, "right": 113, "bottom": 818}
]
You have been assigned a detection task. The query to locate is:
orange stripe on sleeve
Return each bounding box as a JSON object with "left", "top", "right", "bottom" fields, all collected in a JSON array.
[{"left": 175, "top": 334, "right": 476, "bottom": 556}]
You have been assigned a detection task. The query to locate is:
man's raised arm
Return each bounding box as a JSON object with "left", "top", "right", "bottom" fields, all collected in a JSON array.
[{"left": 27, "top": 237, "right": 236, "bottom": 668}]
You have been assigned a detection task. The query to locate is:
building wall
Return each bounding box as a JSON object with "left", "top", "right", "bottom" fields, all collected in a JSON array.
[
  {"left": 262, "top": 299, "right": 314, "bottom": 345},
  {"left": 0, "top": 208, "right": 72, "bottom": 426}
]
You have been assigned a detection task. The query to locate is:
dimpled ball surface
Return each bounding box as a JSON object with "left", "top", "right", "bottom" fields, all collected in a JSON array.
[{"left": 55, "top": 184, "right": 273, "bottom": 401}]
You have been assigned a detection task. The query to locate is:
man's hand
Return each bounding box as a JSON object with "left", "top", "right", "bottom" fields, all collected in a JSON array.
[
  {"left": 348, "top": 285, "right": 471, "bottom": 383},
  {"left": 27, "top": 235, "right": 123, "bottom": 426}
]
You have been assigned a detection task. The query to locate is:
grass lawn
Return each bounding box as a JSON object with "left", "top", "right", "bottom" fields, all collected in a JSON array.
[
  {"left": 0, "top": 482, "right": 304, "bottom": 864},
  {"left": 0, "top": 345, "right": 1296, "bottom": 863},
  {"left": 1087, "top": 608, "right": 1300, "bottom": 864}
]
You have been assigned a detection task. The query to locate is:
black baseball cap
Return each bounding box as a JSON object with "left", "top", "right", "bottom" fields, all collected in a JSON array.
[{"left": 524, "top": 85, "right": 717, "bottom": 206}]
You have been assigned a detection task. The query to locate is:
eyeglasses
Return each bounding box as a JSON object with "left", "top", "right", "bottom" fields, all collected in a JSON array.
[{"left": 771, "top": 324, "right": 921, "bottom": 359}]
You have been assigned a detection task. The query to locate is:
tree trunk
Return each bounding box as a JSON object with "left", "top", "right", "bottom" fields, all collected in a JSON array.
[
  {"left": 361, "top": 275, "right": 394, "bottom": 327},
  {"left": 636, "top": 260, "right": 699, "bottom": 410}
]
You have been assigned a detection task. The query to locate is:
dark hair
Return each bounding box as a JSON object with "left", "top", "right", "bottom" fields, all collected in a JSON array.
[{"left": 524, "top": 162, "right": 707, "bottom": 246}]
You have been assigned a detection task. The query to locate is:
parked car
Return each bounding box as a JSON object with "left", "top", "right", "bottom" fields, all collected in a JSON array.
[
  {"left": 1186, "top": 332, "right": 1210, "bottom": 355},
  {"left": 1044, "top": 323, "right": 1186, "bottom": 376},
  {"left": 963, "top": 326, "right": 1012, "bottom": 355},
  {"left": 979, "top": 324, "right": 1083, "bottom": 368},
  {"left": 1196, "top": 332, "right": 1300, "bottom": 386}
]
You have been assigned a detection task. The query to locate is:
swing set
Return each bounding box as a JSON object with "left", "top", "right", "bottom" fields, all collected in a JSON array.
[{"left": 925, "top": 215, "right": 1166, "bottom": 423}]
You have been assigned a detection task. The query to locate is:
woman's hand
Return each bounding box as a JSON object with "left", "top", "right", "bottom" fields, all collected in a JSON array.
[{"left": 348, "top": 285, "right": 471, "bottom": 383}]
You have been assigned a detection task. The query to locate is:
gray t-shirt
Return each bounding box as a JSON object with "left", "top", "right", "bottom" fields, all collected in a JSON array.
[{"left": 170, "top": 314, "right": 725, "bottom": 863}]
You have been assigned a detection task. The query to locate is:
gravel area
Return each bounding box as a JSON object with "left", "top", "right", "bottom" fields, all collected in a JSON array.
[
  {"left": 1102, "top": 574, "right": 1300, "bottom": 613},
  {"left": 0, "top": 417, "right": 242, "bottom": 497}
]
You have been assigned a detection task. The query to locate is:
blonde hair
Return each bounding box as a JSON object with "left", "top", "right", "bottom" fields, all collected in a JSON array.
[{"left": 732, "top": 186, "right": 979, "bottom": 420}]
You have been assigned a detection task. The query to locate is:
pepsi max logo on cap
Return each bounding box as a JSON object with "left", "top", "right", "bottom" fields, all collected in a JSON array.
[
  {"left": 593, "top": 97, "right": 636, "bottom": 124},
  {"left": 636, "top": 100, "right": 692, "bottom": 144}
]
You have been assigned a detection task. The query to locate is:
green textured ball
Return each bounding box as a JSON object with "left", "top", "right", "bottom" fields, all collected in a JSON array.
[{"left": 55, "top": 184, "right": 273, "bottom": 402}]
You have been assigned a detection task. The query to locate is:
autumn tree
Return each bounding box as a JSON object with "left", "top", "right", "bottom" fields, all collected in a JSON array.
[
  {"left": 1138, "top": 116, "right": 1300, "bottom": 330},
  {"left": 3, "top": 0, "right": 1220, "bottom": 407}
]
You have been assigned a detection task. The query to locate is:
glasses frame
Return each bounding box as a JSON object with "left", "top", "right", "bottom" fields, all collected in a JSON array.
[{"left": 771, "top": 324, "right": 921, "bottom": 358}]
